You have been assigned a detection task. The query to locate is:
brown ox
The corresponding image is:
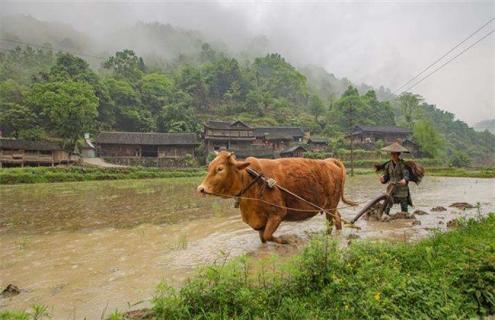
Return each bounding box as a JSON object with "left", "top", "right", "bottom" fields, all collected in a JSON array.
[{"left": 197, "top": 151, "right": 356, "bottom": 244}]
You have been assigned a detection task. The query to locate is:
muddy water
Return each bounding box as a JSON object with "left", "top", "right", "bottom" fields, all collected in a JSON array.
[{"left": 1, "top": 176, "right": 494, "bottom": 318}]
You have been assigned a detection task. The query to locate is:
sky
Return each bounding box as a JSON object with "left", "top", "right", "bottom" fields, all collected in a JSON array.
[{"left": 1, "top": 0, "right": 494, "bottom": 125}]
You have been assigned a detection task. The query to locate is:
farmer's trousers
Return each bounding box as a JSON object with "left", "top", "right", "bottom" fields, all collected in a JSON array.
[{"left": 384, "top": 197, "right": 408, "bottom": 214}]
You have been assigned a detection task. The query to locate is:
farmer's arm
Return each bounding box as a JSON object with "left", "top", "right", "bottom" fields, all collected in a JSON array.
[
  {"left": 380, "top": 165, "right": 390, "bottom": 184},
  {"left": 400, "top": 164, "right": 410, "bottom": 185}
]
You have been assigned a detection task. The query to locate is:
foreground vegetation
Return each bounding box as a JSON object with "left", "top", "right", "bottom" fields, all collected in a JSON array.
[
  {"left": 134, "top": 214, "right": 495, "bottom": 319},
  {"left": 0, "top": 166, "right": 205, "bottom": 184}
]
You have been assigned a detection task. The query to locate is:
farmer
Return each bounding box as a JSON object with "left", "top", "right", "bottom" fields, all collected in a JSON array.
[{"left": 379, "top": 142, "right": 412, "bottom": 214}]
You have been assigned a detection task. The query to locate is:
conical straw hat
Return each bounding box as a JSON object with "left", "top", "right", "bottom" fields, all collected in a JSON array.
[{"left": 381, "top": 142, "right": 410, "bottom": 153}]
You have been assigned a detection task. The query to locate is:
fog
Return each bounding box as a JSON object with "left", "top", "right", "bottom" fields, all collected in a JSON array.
[{"left": 1, "top": 1, "right": 494, "bottom": 125}]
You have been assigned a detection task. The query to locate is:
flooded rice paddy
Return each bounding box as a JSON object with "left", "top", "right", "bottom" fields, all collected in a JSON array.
[{"left": 1, "top": 175, "right": 494, "bottom": 318}]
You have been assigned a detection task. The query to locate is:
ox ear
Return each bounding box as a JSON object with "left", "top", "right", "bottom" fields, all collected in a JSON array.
[
  {"left": 214, "top": 150, "right": 219, "bottom": 155},
  {"left": 235, "top": 161, "right": 250, "bottom": 170}
]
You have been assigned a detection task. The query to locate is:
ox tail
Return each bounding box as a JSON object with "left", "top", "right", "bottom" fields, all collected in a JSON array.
[{"left": 328, "top": 158, "right": 358, "bottom": 207}]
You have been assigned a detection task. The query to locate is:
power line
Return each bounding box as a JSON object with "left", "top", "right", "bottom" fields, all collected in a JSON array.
[
  {"left": 402, "top": 29, "right": 494, "bottom": 92},
  {"left": 394, "top": 17, "right": 495, "bottom": 93},
  {"left": 0, "top": 38, "right": 106, "bottom": 60}
]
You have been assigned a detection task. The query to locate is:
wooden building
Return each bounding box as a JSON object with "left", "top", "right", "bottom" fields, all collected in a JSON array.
[
  {"left": 202, "top": 120, "right": 309, "bottom": 159},
  {"left": 402, "top": 139, "right": 422, "bottom": 158},
  {"left": 279, "top": 145, "right": 307, "bottom": 158},
  {"left": 307, "top": 137, "right": 329, "bottom": 152},
  {"left": 203, "top": 121, "right": 255, "bottom": 153},
  {"left": 96, "top": 131, "right": 199, "bottom": 167},
  {"left": 253, "top": 127, "right": 305, "bottom": 151},
  {"left": 0, "top": 138, "right": 69, "bottom": 167},
  {"left": 345, "top": 125, "right": 411, "bottom": 147}
]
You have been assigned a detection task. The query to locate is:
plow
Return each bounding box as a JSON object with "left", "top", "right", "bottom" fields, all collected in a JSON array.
[{"left": 349, "top": 183, "right": 397, "bottom": 224}]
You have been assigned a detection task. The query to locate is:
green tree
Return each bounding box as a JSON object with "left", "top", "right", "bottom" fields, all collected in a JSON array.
[
  {"left": 48, "top": 53, "right": 115, "bottom": 129},
  {"left": 309, "top": 93, "right": 325, "bottom": 123},
  {"left": 157, "top": 98, "right": 199, "bottom": 133},
  {"left": 103, "top": 77, "right": 156, "bottom": 132},
  {"left": 362, "top": 90, "right": 395, "bottom": 126},
  {"left": 103, "top": 49, "right": 145, "bottom": 83},
  {"left": 0, "top": 46, "right": 55, "bottom": 85},
  {"left": 398, "top": 92, "right": 423, "bottom": 128},
  {"left": 0, "top": 103, "right": 40, "bottom": 138},
  {"left": 449, "top": 150, "right": 472, "bottom": 168},
  {"left": 139, "top": 73, "right": 173, "bottom": 114},
  {"left": 250, "top": 53, "right": 308, "bottom": 106},
  {"left": 413, "top": 120, "right": 445, "bottom": 158},
  {"left": 175, "top": 65, "right": 208, "bottom": 111},
  {"left": 27, "top": 81, "right": 98, "bottom": 149},
  {"left": 0, "top": 79, "right": 40, "bottom": 138},
  {"left": 332, "top": 86, "right": 366, "bottom": 133}
]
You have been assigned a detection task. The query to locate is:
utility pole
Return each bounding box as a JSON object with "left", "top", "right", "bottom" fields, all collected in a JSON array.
[{"left": 348, "top": 102, "right": 354, "bottom": 177}]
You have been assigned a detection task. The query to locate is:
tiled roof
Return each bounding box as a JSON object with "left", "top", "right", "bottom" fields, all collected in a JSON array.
[
  {"left": 354, "top": 125, "right": 411, "bottom": 134},
  {"left": 254, "top": 127, "right": 304, "bottom": 138},
  {"left": 96, "top": 132, "right": 199, "bottom": 145},
  {"left": 205, "top": 120, "right": 252, "bottom": 129},
  {"left": 280, "top": 145, "right": 307, "bottom": 154},
  {"left": 0, "top": 138, "right": 62, "bottom": 151},
  {"left": 308, "top": 137, "right": 328, "bottom": 144}
]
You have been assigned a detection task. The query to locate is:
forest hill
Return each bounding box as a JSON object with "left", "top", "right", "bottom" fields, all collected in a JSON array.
[{"left": 0, "top": 47, "right": 494, "bottom": 167}]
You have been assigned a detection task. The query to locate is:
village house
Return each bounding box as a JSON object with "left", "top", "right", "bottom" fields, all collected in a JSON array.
[
  {"left": 279, "top": 145, "right": 307, "bottom": 158},
  {"left": 307, "top": 137, "right": 329, "bottom": 152},
  {"left": 402, "top": 139, "right": 422, "bottom": 158},
  {"left": 0, "top": 138, "right": 70, "bottom": 167},
  {"left": 203, "top": 120, "right": 255, "bottom": 153},
  {"left": 253, "top": 127, "right": 305, "bottom": 151},
  {"left": 345, "top": 125, "right": 412, "bottom": 148},
  {"left": 202, "top": 121, "right": 309, "bottom": 159},
  {"left": 95, "top": 131, "right": 199, "bottom": 167}
]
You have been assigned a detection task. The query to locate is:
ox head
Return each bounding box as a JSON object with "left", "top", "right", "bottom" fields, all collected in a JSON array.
[{"left": 197, "top": 151, "right": 250, "bottom": 198}]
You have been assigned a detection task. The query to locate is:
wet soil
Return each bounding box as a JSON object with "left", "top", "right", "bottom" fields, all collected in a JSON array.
[{"left": 1, "top": 175, "right": 494, "bottom": 318}]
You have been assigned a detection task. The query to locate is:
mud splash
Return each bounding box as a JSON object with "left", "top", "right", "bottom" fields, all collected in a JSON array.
[{"left": 1, "top": 176, "right": 494, "bottom": 318}]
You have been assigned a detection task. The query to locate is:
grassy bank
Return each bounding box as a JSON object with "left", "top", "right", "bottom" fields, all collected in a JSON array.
[
  {"left": 2, "top": 215, "right": 494, "bottom": 319},
  {"left": 0, "top": 164, "right": 493, "bottom": 185},
  {"left": 427, "top": 167, "right": 495, "bottom": 178},
  {"left": 346, "top": 167, "right": 495, "bottom": 178},
  {"left": 0, "top": 166, "right": 206, "bottom": 185}
]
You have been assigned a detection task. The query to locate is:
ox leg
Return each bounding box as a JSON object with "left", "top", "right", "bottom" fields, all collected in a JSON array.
[
  {"left": 334, "top": 210, "right": 343, "bottom": 231},
  {"left": 258, "top": 228, "right": 266, "bottom": 243},
  {"left": 261, "top": 216, "right": 287, "bottom": 244},
  {"left": 325, "top": 212, "right": 334, "bottom": 234}
]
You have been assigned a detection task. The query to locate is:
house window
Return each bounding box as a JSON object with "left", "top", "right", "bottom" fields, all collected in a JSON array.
[{"left": 141, "top": 145, "right": 158, "bottom": 157}]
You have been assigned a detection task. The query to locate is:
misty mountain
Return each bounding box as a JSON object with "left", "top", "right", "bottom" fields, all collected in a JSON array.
[
  {"left": 0, "top": 15, "right": 359, "bottom": 98},
  {"left": 474, "top": 119, "right": 495, "bottom": 134},
  {"left": 0, "top": 15, "right": 89, "bottom": 53}
]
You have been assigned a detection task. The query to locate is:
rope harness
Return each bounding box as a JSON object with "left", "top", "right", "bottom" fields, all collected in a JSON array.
[{"left": 206, "top": 167, "right": 366, "bottom": 226}]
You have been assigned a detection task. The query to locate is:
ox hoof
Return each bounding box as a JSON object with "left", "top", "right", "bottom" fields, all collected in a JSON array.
[{"left": 272, "top": 236, "right": 289, "bottom": 245}]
